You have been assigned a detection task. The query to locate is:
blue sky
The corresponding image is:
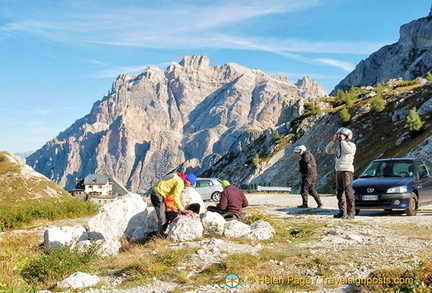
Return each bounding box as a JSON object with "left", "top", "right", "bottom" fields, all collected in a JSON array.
[{"left": 1, "top": 0, "right": 430, "bottom": 154}]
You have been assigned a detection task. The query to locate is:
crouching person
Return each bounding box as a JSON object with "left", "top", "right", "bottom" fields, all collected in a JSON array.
[
  {"left": 151, "top": 172, "right": 199, "bottom": 237},
  {"left": 207, "top": 180, "right": 248, "bottom": 220}
]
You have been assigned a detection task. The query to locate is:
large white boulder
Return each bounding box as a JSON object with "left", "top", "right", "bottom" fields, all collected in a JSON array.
[
  {"left": 183, "top": 187, "right": 206, "bottom": 214},
  {"left": 223, "top": 220, "right": 251, "bottom": 238},
  {"left": 167, "top": 215, "right": 203, "bottom": 242},
  {"left": 87, "top": 193, "right": 148, "bottom": 240},
  {"left": 201, "top": 211, "right": 226, "bottom": 237},
  {"left": 246, "top": 220, "right": 276, "bottom": 240},
  {"left": 44, "top": 225, "right": 88, "bottom": 250}
]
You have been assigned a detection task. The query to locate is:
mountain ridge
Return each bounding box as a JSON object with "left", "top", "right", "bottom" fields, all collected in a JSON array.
[{"left": 26, "top": 55, "right": 327, "bottom": 192}]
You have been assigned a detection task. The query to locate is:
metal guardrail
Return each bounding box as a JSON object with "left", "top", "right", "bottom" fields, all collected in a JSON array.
[{"left": 256, "top": 186, "right": 292, "bottom": 193}]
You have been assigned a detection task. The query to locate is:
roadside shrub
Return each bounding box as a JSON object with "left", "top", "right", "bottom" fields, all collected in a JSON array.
[
  {"left": 427, "top": 72, "right": 432, "bottom": 83},
  {"left": 371, "top": 94, "right": 386, "bottom": 112},
  {"left": 334, "top": 89, "right": 351, "bottom": 108},
  {"left": 0, "top": 155, "right": 5, "bottom": 163},
  {"left": 405, "top": 107, "right": 424, "bottom": 133},
  {"left": 21, "top": 243, "right": 100, "bottom": 288},
  {"left": 0, "top": 197, "right": 99, "bottom": 231}
]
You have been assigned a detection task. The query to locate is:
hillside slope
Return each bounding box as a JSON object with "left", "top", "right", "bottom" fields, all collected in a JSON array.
[
  {"left": 0, "top": 151, "right": 67, "bottom": 203},
  {"left": 204, "top": 82, "right": 432, "bottom": 193}
]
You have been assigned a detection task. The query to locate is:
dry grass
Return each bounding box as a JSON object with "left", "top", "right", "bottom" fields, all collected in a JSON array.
[
  {"left": 2, "top": 208, "right": 432, "bottom": 292},
  {"left": 0, "top": 232, "right": 41, "bottom": 290}
]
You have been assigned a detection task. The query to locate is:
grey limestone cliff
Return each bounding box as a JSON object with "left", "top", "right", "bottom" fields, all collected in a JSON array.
[
  {"left": 26, "top": 55, "right": 327, "bottom": 192},
  {"left": 332, "top": 16, "right": 432, "bottom": 95}
]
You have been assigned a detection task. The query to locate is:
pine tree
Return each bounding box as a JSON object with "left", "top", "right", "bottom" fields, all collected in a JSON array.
[
  {"left": 427, "top": 72, "right": 432, "bottom": 83},
  {"left": 340, "top": 107, "right": 351, "bottom": 123},
  {"left": 405, "top": 107, "right": 424, "bottom": 132},
  {"left": 371, "top": 94, "right": 385, "bottom": 112},
  {"left": 253, "top": 154, "right": 261, "bottom": 166}
]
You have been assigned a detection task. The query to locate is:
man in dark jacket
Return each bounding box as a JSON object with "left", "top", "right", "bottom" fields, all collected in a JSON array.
[
  {"left": 207, "top": 180, "right": 249, "bottom": 219},
  {"left": 294, "top": 145, "right": 323, "bottom": 208}
]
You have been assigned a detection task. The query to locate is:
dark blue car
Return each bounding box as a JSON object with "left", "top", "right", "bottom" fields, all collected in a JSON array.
[{"left": 353, "top": 158, "right": 432, "bottom": 216}]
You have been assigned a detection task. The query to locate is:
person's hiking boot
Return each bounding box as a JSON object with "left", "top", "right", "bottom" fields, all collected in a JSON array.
[
  {"left": 297, "top": 204, "right": 308, "bottom": 208},
  {"left": 343, "top": 214, "right": 355, "bottom": 220},
  {"left": 333, "top": 213, "right": 345, "bottom": 218},
  {"left": 316, "top": 203, "right": 323, "bottom": 208}
]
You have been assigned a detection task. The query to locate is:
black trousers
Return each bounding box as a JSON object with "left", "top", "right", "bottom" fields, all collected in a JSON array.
[
  {"left": 336, "top": 171, "right": 355, "bottom": 216},
  {"left": 150, "top": 194, "right": 167, "bottom": 236},
  {"left": 300, "top": 175, "right": 322, "bottom": 206}
]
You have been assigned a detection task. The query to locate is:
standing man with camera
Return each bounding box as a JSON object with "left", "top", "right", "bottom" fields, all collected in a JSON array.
[
  {"left": 293, "top": 145, "right": 323, "bottom": 209},
  {"left": 325, "top": 127, "right": 357, "bottom": 219}
]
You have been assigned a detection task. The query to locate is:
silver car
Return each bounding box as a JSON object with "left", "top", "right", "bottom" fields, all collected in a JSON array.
[{"left": 194, "top": 178, "right": 223, "bottom": 201}]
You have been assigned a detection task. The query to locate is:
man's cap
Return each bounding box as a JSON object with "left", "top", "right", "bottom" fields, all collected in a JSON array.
[{"left": 221, "top": 180, "right": 230, "bottom": 188}]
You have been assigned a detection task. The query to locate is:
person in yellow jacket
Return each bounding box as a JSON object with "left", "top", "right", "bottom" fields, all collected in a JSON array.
[{"left": 151, "top": 172, "right": 197, "bottom": 237}]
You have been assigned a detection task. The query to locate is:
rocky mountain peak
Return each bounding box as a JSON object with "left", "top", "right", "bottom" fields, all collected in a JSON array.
[
  {"left": 332, "top": 16, "right": 432, "bottom": 94},
  {"left": 178, "top": 54, "right": 210, "bottom": 69},
  {"left": 26, "top": 55, "right": 327, "bottom": 192},
  {"left": 296, "top": 76, "right": 328, "bottom": 99}
]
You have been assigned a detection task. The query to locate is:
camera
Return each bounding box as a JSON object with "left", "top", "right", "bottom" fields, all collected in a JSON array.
[{"left": 337, "top": 134, "right": 343, "bottom": 140}]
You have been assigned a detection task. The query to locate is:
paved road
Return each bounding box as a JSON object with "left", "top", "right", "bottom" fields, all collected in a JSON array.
[
  {"left": 205, "top": 192, "right": 432, "bottom": 217},
  {"left": 245, "top": 192, "right": 335, "bottom": 207}
]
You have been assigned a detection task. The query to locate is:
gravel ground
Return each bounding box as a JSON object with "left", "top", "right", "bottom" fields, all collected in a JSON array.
[{"left": 33, "top": 193, "right": 432, "bottom": 293}]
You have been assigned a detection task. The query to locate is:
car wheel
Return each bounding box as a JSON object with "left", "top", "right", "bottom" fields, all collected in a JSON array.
[
  {"left": 211, "top": 191, "right": 221, "bottom": 202},
  {"left": 404, "top": 193, "right": 418, "bottom": 216},
  {"left": 355, "top": 209, "right": 360, "bottom": 215}
]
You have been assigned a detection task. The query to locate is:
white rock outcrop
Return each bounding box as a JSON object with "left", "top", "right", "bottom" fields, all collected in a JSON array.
[
  {"left": 87, "top": 193, "right": 148, "bottom": 240},
  {"left": 200, "top": 211, "right": 226, "bottom": 237},
  {"left": 246, "top": 220, "right": 276, "bottom": 241},
  {"left": 44, "top": 225, "right": 88, "bottom": 250},
  {"left": 43, "top": 195, "right": 277, "bottom": 255},
  {"left": 223, "top": 220, "right": 252, "bottom": 238},
  {"left": 183, "top": 187, "right": 206, "bottom": 214},
  {"left": 167, "top": 215, "right": 204, "bottom": 242},
  {"left": 56, "top": 272, "right": 100, "bottom": 289}
]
